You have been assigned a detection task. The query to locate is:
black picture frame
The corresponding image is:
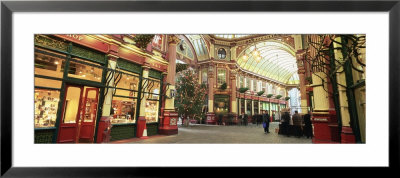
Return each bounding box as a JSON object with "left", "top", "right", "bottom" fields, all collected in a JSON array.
[{"left": 1, "top": 0, "right": 399, "bottom": 177}]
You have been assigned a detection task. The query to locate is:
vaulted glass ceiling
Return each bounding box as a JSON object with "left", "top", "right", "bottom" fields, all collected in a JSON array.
[
  {"left": 185, "top": 35, "right": 209, "bottom": 60},
  {"left": 215, "top": 35, "right": 250, "bottom": 39},
  {"left": 237, "top": 41, "right": 299, "bottom": 84}
]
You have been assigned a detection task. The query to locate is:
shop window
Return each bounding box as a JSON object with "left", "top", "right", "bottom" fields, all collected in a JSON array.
[
  {"left": 201, "top": 68, "right": 208, "bottom": 84},
  {"left": 240, "top": 99, "right": 245, "bottom": 115},
  {"left": 34, "top": 48, "right": 66, "bottom": 79},
  {"left": 253, "top": 101, "right": 259, "bottom": 114},
  {"left": 144, "top": 77, "right": 161, "bottom": 123},
  {"left": 246, "top": 100, "right": 252, "bottom": 115},
  {"left": 115, "top": 71, "right": 139, "bottom": 98},
  {"left": 111, "top": 70, "right": 140, "bottom": 124},
  {"left": 67, "top": 58, "right": 103, "bottom": 82},
  {"left": 214, "top": 95, "right": 229, "bottom": 115},
  {"left": 217, "top": 68, "right": 226, "bottom": 87},
  {"left": 111, "top": 97, "right": 137, "bottom": 124},
  {"left": 34, "top": 89, "right": 60, "bottom": 128},
  {"left": 145, "top": 78, "right": 161, "bottom": 100}
]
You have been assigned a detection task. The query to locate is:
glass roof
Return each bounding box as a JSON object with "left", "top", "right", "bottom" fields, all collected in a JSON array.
[
  {"left": 237, "top": 40, "right": 299, "bottom": 84},
  {"left": 215, "top": 35, "right": 250, "bottom": 39},
  {"left": 186, "top": 35, "right": 209, "bottom": 60}
]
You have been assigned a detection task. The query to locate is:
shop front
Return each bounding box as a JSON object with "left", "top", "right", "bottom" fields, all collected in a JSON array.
[
  {"left": 34, "top": 35, "right": 107, "bottom": 143},
  {"left": 34, "top": 34, "right": 167, "bottom": 143}
]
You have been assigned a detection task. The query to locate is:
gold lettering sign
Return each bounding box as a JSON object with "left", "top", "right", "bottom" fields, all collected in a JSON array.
[{"left": 66, "top": 34, "right": 84, "bottom": 41}]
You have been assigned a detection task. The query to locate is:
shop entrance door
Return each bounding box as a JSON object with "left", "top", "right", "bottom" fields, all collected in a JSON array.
[
  {"left": 78, "top": 88, "right": 99, "bottom": 142},
  {"left": 57, "top": 85, "right": 100, "bottom": 143},
  {"left": 57, "top": 85, "right": 84, "bottom": 143}
]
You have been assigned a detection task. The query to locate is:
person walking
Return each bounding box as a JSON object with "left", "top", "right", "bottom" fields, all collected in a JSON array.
[
  {"left": 292, "top": 110, "right": 303, "bottom": 138},
  {"left": 240, "top": 112, "right": 245, "bottom": 126},
  {"left": 303, "top": 111, "right": 313, "bottom": 138},
  {"left": 262, "top": 110, "right": 271, "bottom": 133}
]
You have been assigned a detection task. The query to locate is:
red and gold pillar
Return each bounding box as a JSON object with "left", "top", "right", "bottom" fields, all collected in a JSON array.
[
  {"left": 230, "top": 69, "right": 238, "bottom": 122},
  {"left": 296, "top": 50, "right": 308, "bottom": 115},
  {"left": 206, "top": 64, "right": 216, "bottom": 124},
  {"left": 159, "top": 35, "right": 180, "bottom": 135},
  {"left": 308, "top": 35, "right": 340, "bottom": 143}
]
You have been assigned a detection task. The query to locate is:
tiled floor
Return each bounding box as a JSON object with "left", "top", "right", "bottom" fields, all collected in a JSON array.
[{"left": 118, "top": 122, "right": 312, "bottom": 144}]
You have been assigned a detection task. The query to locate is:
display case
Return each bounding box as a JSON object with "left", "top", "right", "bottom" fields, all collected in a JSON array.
[{"left": 34, "top": 89, "right": 60, "bottom": 128}]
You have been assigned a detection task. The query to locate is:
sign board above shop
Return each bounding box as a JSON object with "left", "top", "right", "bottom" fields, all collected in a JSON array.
[{"left": 54, "top": 34, "right": 110, "bottom": 53}]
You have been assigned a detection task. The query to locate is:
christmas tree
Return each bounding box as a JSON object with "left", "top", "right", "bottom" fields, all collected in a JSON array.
[{"left": 175, "top": 68, "right": 207, "bottom": 126}]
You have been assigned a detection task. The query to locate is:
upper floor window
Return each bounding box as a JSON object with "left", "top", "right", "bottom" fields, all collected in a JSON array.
[{"left": 217, "top": 68, "right": 227, "bottom": 87}]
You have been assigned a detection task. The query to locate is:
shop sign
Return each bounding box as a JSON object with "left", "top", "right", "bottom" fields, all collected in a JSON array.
[
  {"left": 146, "top": 58, "right": 167, "bottom": 71},
  {"left": 118, "top": 47, "right": 145, "bottom": 64},
  {"left": 55, "top": 34, "right": 109, "bottom": 53},
  {"left": 34, "top": 35, "right": 68, "bottom": 52},
  {"left": 313, "top": 118, "right": 328, "bottom": 122}
]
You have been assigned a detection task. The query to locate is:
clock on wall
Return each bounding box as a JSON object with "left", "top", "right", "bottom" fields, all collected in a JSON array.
[{"left": 217, "top": 48, "right": 226, "bottom": 59}]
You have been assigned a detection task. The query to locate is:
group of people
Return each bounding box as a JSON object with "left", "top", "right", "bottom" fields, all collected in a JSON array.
[
  {"left": 238, "top": 109, "right": 314, "bottom": 139},
  {"left": 279, "top": 109, "right": 313, "bottom": 138},
  {"left": 238, "top": 110, "right": 271, "bottom": 133}
]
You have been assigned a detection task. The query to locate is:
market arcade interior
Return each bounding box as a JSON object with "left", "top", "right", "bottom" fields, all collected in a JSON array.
[{"left": 34, "top": 34, "right": 366, "bottom": 143}]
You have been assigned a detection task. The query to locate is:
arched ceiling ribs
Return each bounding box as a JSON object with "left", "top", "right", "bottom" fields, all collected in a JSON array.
[{"left": 236, "top": 40, "right": 298, "bottom": 84}]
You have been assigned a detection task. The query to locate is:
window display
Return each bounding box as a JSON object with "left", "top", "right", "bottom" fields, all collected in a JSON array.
[
  {"left": 145, "top": 100, "right": 158, "bottom": 123},
  {"left": 34, "top": 89, "right": 60, "bottom": 128},
  {"left": 111, "top": 98, "right": 137, "bottom": 124},
  {"left": 145, "top": 78, "right": 160, "bottom": 100},
  {"left": 111, "top": 70, "right": 140, "bottom": 124}
]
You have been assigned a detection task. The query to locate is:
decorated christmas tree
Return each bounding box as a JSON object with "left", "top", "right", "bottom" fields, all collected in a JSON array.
[{"left": 175, "top": 68, "right": 207, "bottom": 126}]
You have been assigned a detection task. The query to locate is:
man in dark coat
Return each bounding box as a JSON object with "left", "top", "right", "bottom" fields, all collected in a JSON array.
[
  {"left": 280, "top": 109, "right": 291, "bottom": 136},
  {"left": 292, "top": 110, "right": 303, "bottom": 137},
  {"left": 262, "top": 110, "right": 271, "bottom": 133},
  {"left": 303, "top": 111, "right": 313, "bottom": 138}
]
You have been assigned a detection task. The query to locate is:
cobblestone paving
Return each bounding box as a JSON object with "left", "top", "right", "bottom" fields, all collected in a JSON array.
[{"left": 127, "top": 122, "right": 312, "bottom": 144}]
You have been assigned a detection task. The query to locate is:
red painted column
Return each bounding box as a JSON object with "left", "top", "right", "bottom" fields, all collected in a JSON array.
[{"left": 206, "top": 64, "right": 216, "bottom": 125}]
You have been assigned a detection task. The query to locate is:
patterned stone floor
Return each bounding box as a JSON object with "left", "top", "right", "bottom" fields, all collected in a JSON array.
[{"left": 120, "top": 122, "right": 312, "bottom": 144}]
